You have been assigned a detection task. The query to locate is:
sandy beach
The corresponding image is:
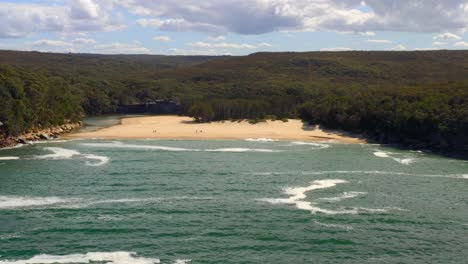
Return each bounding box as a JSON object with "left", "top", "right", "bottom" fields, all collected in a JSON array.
[{"left": 68, "top": 115, "right": 366, "bottom": 143}]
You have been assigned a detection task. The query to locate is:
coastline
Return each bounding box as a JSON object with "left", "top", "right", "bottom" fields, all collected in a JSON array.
[
  {"left": 0, "top": 122, "right": 82, "bottom": 149},
  {"left": 67, "top": 115, "right": 366, "bottom": 144}
]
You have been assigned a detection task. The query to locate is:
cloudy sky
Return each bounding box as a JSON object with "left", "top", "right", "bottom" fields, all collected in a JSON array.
[{"left": 1, "top": 0, "right": 468, "bottom": 55}]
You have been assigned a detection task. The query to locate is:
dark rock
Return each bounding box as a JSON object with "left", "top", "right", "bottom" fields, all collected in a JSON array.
[
  {"left": 39, "top": 133, "right": 50, "bottom": 140},
  {"left": 17, "top": 137, "right": 27, "bottom": 144}
]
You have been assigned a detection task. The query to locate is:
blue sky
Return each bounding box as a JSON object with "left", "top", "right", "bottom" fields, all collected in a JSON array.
[{"left": 1, "top": 0, "right": 468, "bottom": 55}]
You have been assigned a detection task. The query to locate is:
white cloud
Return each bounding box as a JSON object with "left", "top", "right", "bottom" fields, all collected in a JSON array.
[
  {"left": 153, "top": 36, "right": 172, "bottom": 42},
  {"left": 432, "top": 41, "right": 447, "bottom": 46},
  {"left": 390, "top": 44, "right": 408, "bottom": 51},
  {"left": 434, "top": 33, "right": 462, "bottom": 40},
  {"left": 0, "top": 1, "right": 122, "bottom": 38},
  {"left": 72, "top": 38, "right": 97, "bottom": 45},
  {"left": 454, "top": 41, "right": 468, "bottom": 47},
  {"left": 367, "top": 39, "right": 392, "bottom": 44},
  {"left": 208, "top": 36, "right": 226, "bottom": 42},
  {"left": 32, "top": 40, "right": 73, "bottom": 47},
  {"left": 259, "top": 42, "right": 273, "bottom": 47},
  {"left": 125, "top": 0, "right": 468, "bottom": 35},
  {"left": 358, "top": 31, "right": 376, "bottom": 37},
  {"left": 93, "top": 42, "right": 152, "bottom": 54}
]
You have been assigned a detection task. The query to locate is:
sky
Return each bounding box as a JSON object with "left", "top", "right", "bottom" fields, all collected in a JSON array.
[{"left": 1, "top": 0, "right": 468, "bottom": 55}]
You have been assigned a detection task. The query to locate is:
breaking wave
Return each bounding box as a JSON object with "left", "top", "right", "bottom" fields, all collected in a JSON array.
[
  {"left": 245, "top": 138, "right": 277, "bottom": 142},
  {"left": 318, "top": 192, "right": 367, "bottom": 203},
  {"left": 373, "top": 151, "right": 417, "bottom": 165},
  {"left": 34, "top": 147, "right": 109, "bottom": 167},
  {"left": 0, "top": 196, "right": 76, "bottom": 209},
  {"left": 0, "top": 252, "right": 161, "bottom": 264},
  {"left": 0, "top": 157, "right": 20, "bottom": 161},
  {"left": 289, "top": 141, "right": 330, "bottom": 149},
  {"left": 258, "top": 179, "right": 400, "bottom": 215},
  {"left": 0, "top": 195, "right": 213, "bottom": 210},
  {"left": 81, "top": 142, "right": 280, "bottom": 153},
  {"left": 250, "top": 170, "right": 468, "bottom": 180}
]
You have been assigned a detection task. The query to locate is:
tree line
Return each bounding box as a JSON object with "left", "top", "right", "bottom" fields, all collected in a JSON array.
[{"left": 0, "top": 50, "right": 467, "bottom": 152}]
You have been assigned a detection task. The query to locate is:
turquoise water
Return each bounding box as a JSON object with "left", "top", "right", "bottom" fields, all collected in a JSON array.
[{"left": 0, "top": 137, "right": 467, "bottom": 263}]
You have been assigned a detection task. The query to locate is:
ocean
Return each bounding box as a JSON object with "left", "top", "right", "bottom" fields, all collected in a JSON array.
[{"left": 0, "top": 126, "right": 467, "bottom": 263}]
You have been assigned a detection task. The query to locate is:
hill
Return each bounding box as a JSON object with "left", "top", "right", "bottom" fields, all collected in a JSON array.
[{"left": 0, "top": 50, "right": 467, "bottom": 152}]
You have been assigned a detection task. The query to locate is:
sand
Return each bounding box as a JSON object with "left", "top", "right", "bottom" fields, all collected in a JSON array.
[{"left": 68, "top": 115, "right": 366, "bottom": 143}]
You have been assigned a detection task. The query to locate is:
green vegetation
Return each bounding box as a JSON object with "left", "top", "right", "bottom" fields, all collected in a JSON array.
[{"left": 0, "top": 50, "right": 467, "bottom": 152}]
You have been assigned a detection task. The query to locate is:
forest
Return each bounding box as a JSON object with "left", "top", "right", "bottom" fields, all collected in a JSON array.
[{"left": 0, "top": 50, "right": 467, "bottom": 152}]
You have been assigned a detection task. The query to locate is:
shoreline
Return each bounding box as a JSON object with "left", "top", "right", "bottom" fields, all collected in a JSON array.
[
  {"left": 67, "top": 115, "right": 367, "bottom": 144},
  {"left": 0, "top": 122, "right": 82, "bottom": 149}
]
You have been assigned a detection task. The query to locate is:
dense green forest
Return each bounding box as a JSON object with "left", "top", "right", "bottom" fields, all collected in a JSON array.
[{"left": 0, "top": 50, "right": 467, "bottom": 152}]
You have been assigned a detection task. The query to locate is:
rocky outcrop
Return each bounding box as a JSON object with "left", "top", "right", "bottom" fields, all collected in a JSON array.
[{"left": 0, "top": 122, "right": 82, "bottom": 148}]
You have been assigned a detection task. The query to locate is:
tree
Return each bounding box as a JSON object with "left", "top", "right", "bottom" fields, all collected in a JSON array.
[{"left": 188, "top": 102, "right": 215, "bottom": 123}]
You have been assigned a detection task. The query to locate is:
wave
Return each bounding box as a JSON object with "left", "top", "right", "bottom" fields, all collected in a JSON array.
[
  {"left": 35, "top": 147, "right": 81, "bottom": 160},
  {"left": 0, "top": 195, "right": 214, "bottom": 210},
  {"left": 254, "top": 170, "right": 468, "bottom": 180},
  {"left": 83, "top": 154, "right": 110, "bottom": 167},
  {"left": 373, "top": 151, "right": 417, "bottom": 165},
  {"left": 313, "top": 170, "right": 468, "bottom": 180},
  {"left": 0, "top": 144, "right": 25, "bottom": 150},
  {"left": 373, "top": 151, "right": 390, "bottom": 158},
  {"left": 313, "top": 221, "right": 354, "bottom": 231},
  {"left": 0, "top": 157, "right": 20, "bottom": 161},
  {"left": 81, "top": 142, "right": 280, "bottom": 153},
  {"left": 27, "top": 140, "right": 69, "bottom": 145},
  {"left": 289, "top": 141, "right": 330, "bottom": 149},
  {"left": 318, "top": 192, "right": 367, "bottom": 203},
  {"left": 245, "top": 138, "right": 276, "bottom": 142},
  {"left": 173, "top": 260, "right": 192, "bottom": 264},
  {"left": 206, "top": 148, "right": 279, "bottom": 153},
  {"left": 0, "top": 195, "right": 76, "bottom": 209},
  {"left": 34, "top": 147, "right": 109, "bottom": 167},
  {"left": 82, "top": 142, "right": 195, "bottom": 152},
  {"left": 258, "top": 179, "right": 405, "bottom": 215},
  {"left": 0, "top": 252, "right": 161, "bottom": 264}
]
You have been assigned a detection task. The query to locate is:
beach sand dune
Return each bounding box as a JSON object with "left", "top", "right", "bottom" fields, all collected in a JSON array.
[{"left": 68, "top": 116, "right": 365, "bottom": 143}]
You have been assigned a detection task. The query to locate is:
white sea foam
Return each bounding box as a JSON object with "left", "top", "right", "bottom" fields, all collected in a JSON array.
[
  {"left": 373, "top": 151, "right": 417, "bottom": 165},
  {"left": 373, "top": 151, "right": 390, "bottom": 158},
  {"left": 245, "top": 138, "right": 276, "bottom": 142},
  {"left": 83, "top": 154, "right": 110, "bottom": 166},
  {"left": 35, "top": 147, "right": 81, "bottom": 160},
  {"left": 0, "top": 252, "right": 160, "bottom": 264},
  {"left": 259, "top": 179, "right": 406, "bottom": 215},
  {"left": 207, "top": 148, "right": 280, "bottom": 153},
  {"left": 259, "top": 179, "right": 359, "bottom": 215},
  {"left": 0, "top": 144, "right": 25, "bottom": 150},
  {"left": 81, "top": 142, "right": 280, "bottom": 153},
  {"left": 0, "top": 196, "right": 76, "bottom": 209},
  {"left": 0, "top": 195, "right": 214, "bottom": 210},
  {"left": 81, "top": 142, "right": 196, "bottom": 152},
  {"left": 395, "top": 158, "right": 416, "bottom": 165},
  {"left": 28, "top": 140, "right": 69, "bottom": 145},
  {"left": 318, "top": 192, "right": 367, "bottom": 203},
  {"left": 0, "top": 157, "right": 20, "bottom": 160},
  {"left": 34, "top": 147, "right": 110, "bottom": 167},
  {"left": 173, "top": 260, "right": 191, "bottom": 264},
  {"left": 289, "top": 141, "right": 330, "bottom": 149},
  {"left": 313, "top": 221, "right": 353, "bottom": 231},
  {"left": 250, "top": 170, "right": 468, "bottom": 180}
]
